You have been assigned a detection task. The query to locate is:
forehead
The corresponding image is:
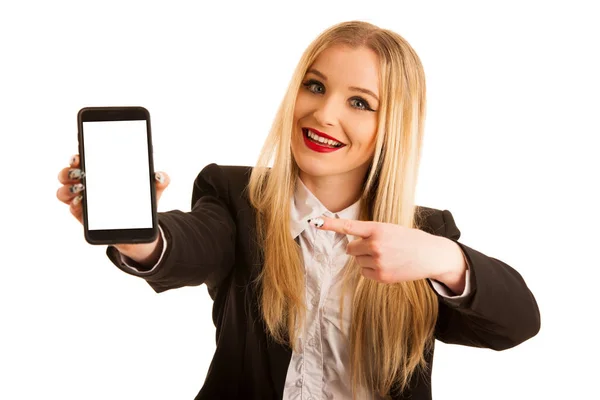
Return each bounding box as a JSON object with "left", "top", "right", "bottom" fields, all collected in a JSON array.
[{"left": 308, "top": 45, "right": 380, "bottom": 92}]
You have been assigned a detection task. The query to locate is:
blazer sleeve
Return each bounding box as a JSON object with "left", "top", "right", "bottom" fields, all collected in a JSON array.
[
  {"left": 106, "top": 163, "right": 236, "bottom": 294},
  {"left": 431, "top": 210, "right": 541, "bottom": 350}
]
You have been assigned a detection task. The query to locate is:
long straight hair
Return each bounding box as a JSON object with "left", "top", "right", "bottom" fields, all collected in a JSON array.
[{"left": 247, "top": 21, "right": 438, "bottom": 398}]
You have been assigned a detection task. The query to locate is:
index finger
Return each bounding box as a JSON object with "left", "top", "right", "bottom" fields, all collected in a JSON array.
[{"left": 308, "top": 216, "right": 374, "bottom": 238}]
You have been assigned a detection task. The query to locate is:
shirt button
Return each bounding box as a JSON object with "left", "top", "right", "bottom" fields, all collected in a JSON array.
[
  {"left": 308, "top": 337, "right": 316, "bottom": 347},
  {"left": 311, "top": 297, "right": 319, "bottom": 306},
  {"left": 315, "top": 253, "right": 326, "bottom": 263},
  {"left": 296, "top": 379, "right": 302, "bottom": 387}
]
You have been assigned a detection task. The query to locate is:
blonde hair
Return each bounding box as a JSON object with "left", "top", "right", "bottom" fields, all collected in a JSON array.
[{"left": 247, "top": 21, "right": 438, "bottom": 398}]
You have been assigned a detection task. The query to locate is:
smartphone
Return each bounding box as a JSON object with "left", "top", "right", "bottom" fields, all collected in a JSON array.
[{"left": 77, "top": 106, "right": 158, "bottom": 245}]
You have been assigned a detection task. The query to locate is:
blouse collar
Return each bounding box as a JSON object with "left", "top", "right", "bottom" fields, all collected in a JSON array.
[{"left": 289, "top": 177, "right": 361, "bottom": 242}]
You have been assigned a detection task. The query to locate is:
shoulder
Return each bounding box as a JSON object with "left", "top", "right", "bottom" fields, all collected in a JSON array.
[
  {"left": 196, "top": 163, "right": 253, "bottom": 192},
  {"left": 191, "top": 163, "right": 254, "bottom": 210},
  {"left": 195, "top": 163, "right": 252, "bottom": 181},
  {"left": 414, "top": 206, "right": 461, "bottom": 240}
]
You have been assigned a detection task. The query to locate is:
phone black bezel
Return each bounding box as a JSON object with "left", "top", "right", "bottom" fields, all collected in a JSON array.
[{"left": 77, "top": 106, "right": 158, "bottom": 245}]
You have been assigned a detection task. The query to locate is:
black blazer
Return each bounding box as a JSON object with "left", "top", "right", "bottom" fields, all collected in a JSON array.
[{"left": 107, "top": 163, "right": 540, "bottom": 400}]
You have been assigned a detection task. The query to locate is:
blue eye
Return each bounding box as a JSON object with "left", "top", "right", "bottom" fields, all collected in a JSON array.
[
  {"left": 302, "top": 79, "right": 325, "bottom": 94},
  {"left": 350, "top": 98, "right": 371, "bottom": 110}
]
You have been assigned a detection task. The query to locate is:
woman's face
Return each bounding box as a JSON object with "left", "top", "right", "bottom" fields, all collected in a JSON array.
[{"left": 291, "top": 44, "right": 380, "bottom": 183}]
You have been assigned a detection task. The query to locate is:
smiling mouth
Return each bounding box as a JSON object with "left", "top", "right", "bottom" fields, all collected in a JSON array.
[{"left": 302, "top": 128, "right": 345, "bottom": 148}]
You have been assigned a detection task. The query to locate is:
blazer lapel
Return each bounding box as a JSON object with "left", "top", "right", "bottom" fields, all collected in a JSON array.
[
  {"left": 263, "top": 238, "right": 301, "bottom": 397},
  {"left": 266, "top": 334, "right": 293, "bottom": 398}
]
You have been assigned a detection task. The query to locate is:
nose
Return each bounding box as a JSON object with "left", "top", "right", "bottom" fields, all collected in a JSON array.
[{"left": 312, "top": 96, "right": 340, "bottom": 127}]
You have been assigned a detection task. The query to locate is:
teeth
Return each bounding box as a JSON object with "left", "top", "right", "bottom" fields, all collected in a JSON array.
[{"left": 306, "top": 130, "right": 342, "bottom": 147}]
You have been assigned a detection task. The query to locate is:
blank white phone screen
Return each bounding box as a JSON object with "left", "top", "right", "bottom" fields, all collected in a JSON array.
[{"left": 82, "top": 120, "right": 152, "bottom": 230}]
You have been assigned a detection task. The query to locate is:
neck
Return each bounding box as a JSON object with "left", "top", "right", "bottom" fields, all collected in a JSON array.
[{"left": 298, "top": 170, "right": 365, "bottom": 213}]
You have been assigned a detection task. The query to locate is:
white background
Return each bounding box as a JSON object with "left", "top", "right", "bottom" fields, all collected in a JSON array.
[
  {"left": 83, "top": 120, "right": 153, "bottom": 230},
  {"left": 1, "top": 1, "right": 598, "bottom": 399}
]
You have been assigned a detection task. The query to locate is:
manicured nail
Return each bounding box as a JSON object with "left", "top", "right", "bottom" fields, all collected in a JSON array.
[
  {"left": 69, "top": 155, "right": 77, "bottom": 166},
  {"left": 67, "top": 169, "right": 85, "bottom": 180},
  {"left": 307, "top": 217, "right": 324, "bottom": 228},
  {"left": 72, "top": 195, "right": 83, "bottom": 205},
  {"left": 155, "top": 172, "right": 164, "bottom": 183},
  {"left": 70, "top": 183, "right": 85, "bottom": 193}
]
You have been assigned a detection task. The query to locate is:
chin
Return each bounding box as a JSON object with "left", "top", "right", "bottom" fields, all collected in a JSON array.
[
  {"left": 294, "top": 154, "right": 359, "bottom": 179},
  {"left": 295, "top": 158, "right": 336, "bottom": 178}
]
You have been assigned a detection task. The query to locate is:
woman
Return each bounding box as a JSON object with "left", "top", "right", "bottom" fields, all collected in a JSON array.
[{"left": 56, "top": 21, "right": 540, "bottom": 400}]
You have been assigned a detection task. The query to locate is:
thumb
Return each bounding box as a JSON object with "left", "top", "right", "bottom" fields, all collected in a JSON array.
[{"left": 154, "top": 171, "right": 170, "bottom": 202}]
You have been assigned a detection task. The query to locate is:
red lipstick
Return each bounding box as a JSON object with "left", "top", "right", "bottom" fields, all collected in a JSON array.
[
  {"left": 302, "top": 128, "right": 345, "bottom": 153},
  {"left": 307, "top": 128, "right": 342, "bottom": 143}
]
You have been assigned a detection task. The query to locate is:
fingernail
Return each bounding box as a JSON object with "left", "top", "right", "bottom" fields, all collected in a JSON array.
[
  {"left": 155, "top": 172, "right": 164, "bottom": 183},
  {"left": 69, "top": 155, "right": 77, "bottom": 166},
  {"left": 67, "top": 169, "right": 85, "bottom": 180},
  {"left": 70, "top": 183, "right": 85, "bottom": 193},
  {"left": 72, "top": 195, "right": 83, "bottom": 205},
  {"left": 307, "top": 217, "right": 324, "bottom": 228}
]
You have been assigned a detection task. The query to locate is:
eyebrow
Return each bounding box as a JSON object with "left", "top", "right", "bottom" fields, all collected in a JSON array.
[{"left": 306, "top": 68, "right": 380, "bottom": 103}]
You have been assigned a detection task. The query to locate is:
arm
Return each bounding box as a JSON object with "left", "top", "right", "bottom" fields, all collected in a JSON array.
[
  {"left": 431, "top": 210, "right": 541, "bottom": 350},
  {"left": 106, "top": 163, "right": 236, "bottom": 294}
]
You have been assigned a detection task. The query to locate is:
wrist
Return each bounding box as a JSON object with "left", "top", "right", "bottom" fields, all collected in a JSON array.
[
  {"left": 115, "top": 235, "right": 163, "bottom": 268},
  {"left": 430, "top": 237, "right": 468, "bottom": 294}
]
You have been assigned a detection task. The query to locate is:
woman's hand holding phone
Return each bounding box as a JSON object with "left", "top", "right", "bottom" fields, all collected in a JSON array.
[{"left": 56, "top": 154, "right": 170, "bottom": 267}]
